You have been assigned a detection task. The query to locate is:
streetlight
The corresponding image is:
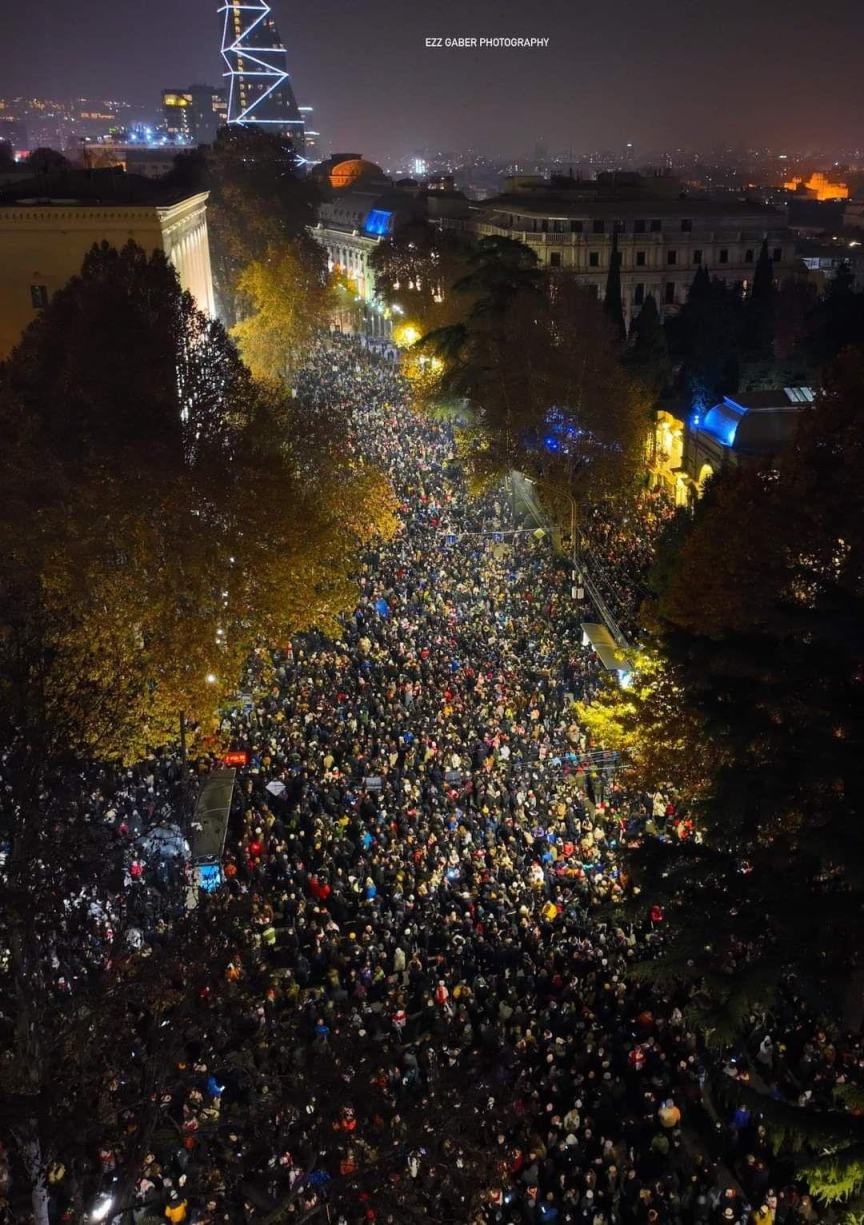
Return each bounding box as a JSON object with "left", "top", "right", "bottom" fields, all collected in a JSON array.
[{"left": 394, "top": 322, "right": 421, "bottom": 348}]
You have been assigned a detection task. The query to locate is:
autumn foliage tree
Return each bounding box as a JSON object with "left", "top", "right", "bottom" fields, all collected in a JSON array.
[
  {"left": 231, "top": 239, "right": 333, "bottom": 381},
  {"left": 170, "top": 126, "right": 321, "bottom": 323},
  {"left": 423, "top": 239, "right": 647, "bottom": 513},
  {"left": 0, "top": 240, "right": 397, "bottom": 1221},
  {"left": 0, "top": 241, "right": 396, "bottom": 762},
  {"left": 618, "top": 350, "right": 864, "bottom": 1205}
]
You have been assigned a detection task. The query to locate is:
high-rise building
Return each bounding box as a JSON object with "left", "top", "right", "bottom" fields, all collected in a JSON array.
[
  {"left": 162, "top": 85, "right": 227, "bottom": 145},
  {"left": 299, "top": 106, "right": 322, "bottom": 160},
  {"left": 219, "top": 1, "right": 305, "bottom": 152}
]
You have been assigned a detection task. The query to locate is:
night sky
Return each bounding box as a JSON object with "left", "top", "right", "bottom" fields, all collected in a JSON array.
[{"left": 6, "top": 0, "right": 864, "bottom": 163}]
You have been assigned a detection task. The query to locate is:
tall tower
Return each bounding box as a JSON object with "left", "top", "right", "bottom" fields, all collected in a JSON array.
[{"left": 219, "top": 1, "right": 305, "bottom": 150}]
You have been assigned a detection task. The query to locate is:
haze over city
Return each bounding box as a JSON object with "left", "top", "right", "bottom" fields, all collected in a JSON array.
[
  {"left": 3, "top": 1, "right": 864, "bottom": 1222},
  {"left": 5, "top": 0, "right": 864, "bottom": 160}
]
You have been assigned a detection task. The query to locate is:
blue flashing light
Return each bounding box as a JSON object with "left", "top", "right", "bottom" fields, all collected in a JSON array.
[
  {"left": 363, "top": 209, "right": 393, "bottom": 237},
  {"left": 543, "top": 435, "right": 561, "bottom": 452},
  {"left": 197, "top": 862, "right": 222, "bottom": 892}
]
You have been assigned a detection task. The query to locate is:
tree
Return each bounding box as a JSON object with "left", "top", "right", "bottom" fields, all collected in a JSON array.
[
  {"left": 0, "top": 241, "right": 397, "bottom": 763},
  {"left": 169, "top": 128, "right": 321, "bottom": 323},
  {"left": 625, "top": 294, "right": 672, "bottom": 395},
  {"left": 26, "top": 147, "right": 69, "bottom": 176},
  {"left": 667, "top": 266, "right": 742, "bottom": 409},
  {"left": 604, "top": 231, "right": 626, "bottom": 343},
  {"left": 0, "top": 139, "right": 16, "bottom": 172},
  {"left": 574, "top": 646, "right": 712, "bottom": 798},
  {"left": 619, "top": 350, "right": 864, "bottom": 1204},
  {"left": 804, "top": 261, "right": 864, "bottom": 368},
  {"left": 369, "top": 219, "right": 475, "bottom": 337},
  {"left": 232, "top": 239, "right": 332, "bottom": 381},
  {"left": 423, "top": 242, "right": 647, "bottom": 512},
  {"left": 743, "top": 238, "right": 776, "bottom": 360}
]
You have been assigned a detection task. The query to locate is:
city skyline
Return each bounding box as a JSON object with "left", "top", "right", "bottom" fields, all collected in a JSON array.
[{"left": 5, "top": 0, "right": 864, "bottom": 163}]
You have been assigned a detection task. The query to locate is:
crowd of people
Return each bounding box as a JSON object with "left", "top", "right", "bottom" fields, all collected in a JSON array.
[
  {"left": 578, "top": 494, "right": 678, "bottom": 642},
  {"left": 1, "top": 337, "right": 843, "bottom": 1225}
]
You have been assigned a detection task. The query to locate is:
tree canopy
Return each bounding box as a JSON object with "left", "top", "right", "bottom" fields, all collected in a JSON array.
[
  {"left": 0, "top": 241, "right": 396, "bottom": 764},
  {"left": 170, "top": 127, "right": 321, "bottom": 323},
  {"left": 421, "top": 238, "right": 648, "bottom": 509},
  {"left": 231, "top": 239, "right": 332, "bottom": 381},
  {"left": 617, "top": 349, "right": 864, "bottom": 1203}
]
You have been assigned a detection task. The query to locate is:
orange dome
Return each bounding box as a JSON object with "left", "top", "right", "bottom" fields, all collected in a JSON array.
[{"left": 328, "top": 157, "right": 384, "bottom": 190}]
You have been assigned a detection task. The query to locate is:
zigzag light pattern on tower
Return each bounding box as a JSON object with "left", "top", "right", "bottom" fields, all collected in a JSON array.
[{"left": 219, "top": 1, "right": 304, "bottom": 137}]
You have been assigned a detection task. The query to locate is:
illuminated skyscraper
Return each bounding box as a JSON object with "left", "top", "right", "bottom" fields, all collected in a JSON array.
[{"left": 219, "top": 1, "right": 305, "bottom": 150}]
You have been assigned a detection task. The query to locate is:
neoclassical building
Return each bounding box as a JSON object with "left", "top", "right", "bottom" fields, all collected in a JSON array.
[
  {"left": 0, "top": 175, "right": 215, "bottom": 357},
  {"left": 443, "top": 172, "right": 794, "bottom": 326},
  {"left": 312, "top": 154, "right": 468, "bottom": 336}
]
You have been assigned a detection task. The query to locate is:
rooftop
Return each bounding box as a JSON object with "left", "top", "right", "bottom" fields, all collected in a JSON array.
[
  {"left": 0, "top": 167, "right": 200, "bottom": 209},
  {"left": 475, "top": 194, "right": 785, "bottom": 220},
  {"left": 694, "top": 389, "right": 815, "bottom": 455}
]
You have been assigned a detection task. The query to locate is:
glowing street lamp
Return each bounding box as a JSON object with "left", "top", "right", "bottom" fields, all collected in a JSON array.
[{"left": 394, "top": 322, "right": 421, "bottom": 348}]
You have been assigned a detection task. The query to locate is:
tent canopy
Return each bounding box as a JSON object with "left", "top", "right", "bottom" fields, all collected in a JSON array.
[
  {"left": 581, "top": 622, "right": 628, "bottom": 673},
  {"left": 191, "top": 768, "right": 236, "bottom": 864}
]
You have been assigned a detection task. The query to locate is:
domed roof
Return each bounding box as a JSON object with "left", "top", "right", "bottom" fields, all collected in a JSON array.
[{"left": 328, "top": 157, "right": 385, "bottom": 190}]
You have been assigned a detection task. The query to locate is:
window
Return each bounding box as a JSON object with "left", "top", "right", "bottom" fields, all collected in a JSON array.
[
  {"left": 541, "top": 219, "right": 548, "bottom": 233},
  {"left": 745, "top": 248, "right": 754, "bottom": 263},
  {"left": 773, "top": 247, "right": 782, "bottom": 262},
  {"left": 636, "top": 251, "right": 646, "bottom": 267},
  {"left": 719, "top": 248, "right": 729, "bottom": 264},
  {"left": 552, "top": 219, "right": 566, "bottom": 233},
  {"left": 614, "top": 220, "right": 625, "bottom": 234},
  {"left": 634, "top": 283, "right": 645, "bottom": 306},
  {"left": 589, "top": 251, "right": 600, "bottom": 267},
  {"left": 570, "top": 219, "right": 583, "bottom": 233},
  {"left": 634, "top": 219, "right": 646, "bottom": 234},
  {"left": 667, "top": 250, "right": 677, "bottom": 265},
  {"left": 549, "top": 251, "right": 561, "bottom": 268},
  {"left": 650, "top": 219, "right": 662, "bottom": 232},
  {"left": 681, "top": 218, "right": 692, "bottom": 232},
  {"left": 693, "top": 249, "right": 702, "bottom": 264},
  {"left": 30, "top": 284, "right": 48, "bottom": 309},
  {"left": 664, "top": 281, "right": 676, "bottom": 304},
  {"left": 592, "top": 218, "right": 605, "bottom": 234}
]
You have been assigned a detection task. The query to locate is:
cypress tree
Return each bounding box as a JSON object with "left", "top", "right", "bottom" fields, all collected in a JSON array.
[
  {"left": 743, "top": 237, "right": 776, "bottom": 359},
  {"left": 668, "top": 266, "right": 741, "bottom": 407},
  {"left": 624, "top": 294, "right": 672, "bottom": 394}
]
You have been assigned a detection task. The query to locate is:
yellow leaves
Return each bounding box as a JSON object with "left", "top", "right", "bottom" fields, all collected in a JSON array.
[
  {"left": 574, "top": 647, "right": 713, "bottom": 798},
  {"left": 231, "top": 240, "right": 331, "bottom": 381}
]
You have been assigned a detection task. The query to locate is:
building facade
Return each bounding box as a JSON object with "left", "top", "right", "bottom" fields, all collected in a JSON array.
[
  {"left": 0, "top": 190, "right": 215, "bottom": 357},
  {"left": 313, "top": 157, "right": 411, "bottom": 335},
  {"left": 446, "top": 173, "right": 794, "bottom": 323},
  {"left": 647, "top": 387, "right": 815, "bottom": 504},
  {"left": 313, "top": 155, "right": 469, "bottom": 335}
]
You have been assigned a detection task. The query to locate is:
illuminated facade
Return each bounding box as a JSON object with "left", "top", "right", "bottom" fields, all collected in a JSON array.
[
  {"left": 219, "top": 1, "right": 305, "bottom": 151},
  {"left": 782, "top": 171, "right": 849, "bottom": 201},
  {"left": 0, "top": 191, "right": 215, "bottom": 358},
  {"left": 647, "top": 409, "right": 689, "bottom": 505}
]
